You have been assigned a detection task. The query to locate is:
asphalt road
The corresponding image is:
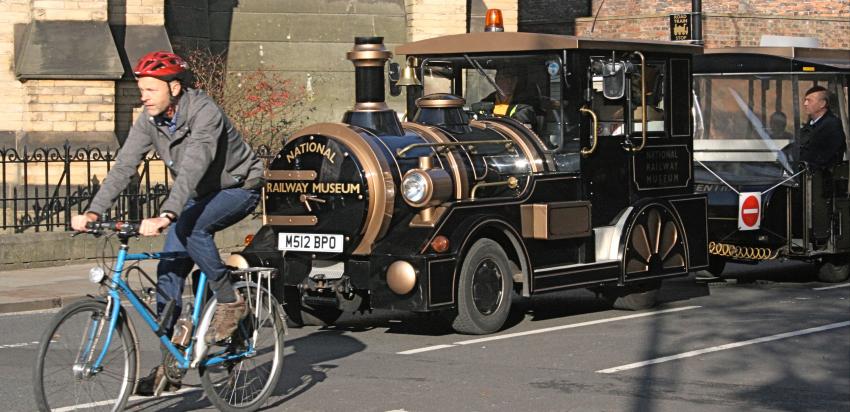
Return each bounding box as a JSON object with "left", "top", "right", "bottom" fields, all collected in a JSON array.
[{"left": 1, "top": 261, "right": 848, "bottom": 412}]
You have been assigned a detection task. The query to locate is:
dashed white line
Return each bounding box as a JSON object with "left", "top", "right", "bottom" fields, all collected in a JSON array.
[
  {"left": 53, "top": 387, "right": 202, "bottom": 412},
  {"left": 397, "top": 344, "right": 456, "bottom": 355},
  {"left": 813, "top": 283, "right": 850, "bottom": 291},
  {"left": 397, "top": 305, "right": 701, "bottom": 355},
  {"left": 0, "top": 341, "right": 39, "bottom": 349},
  {"left": 596, "top": 320, "right": 850, "bottom": 374}
]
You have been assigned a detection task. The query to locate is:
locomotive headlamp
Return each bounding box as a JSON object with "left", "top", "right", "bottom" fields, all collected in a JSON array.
[
  {"left": 402, "top": 169, "right": 452, "bottom": 208},
  {"left": 402, "top": 171, "right": 429, "bottom": 204}
]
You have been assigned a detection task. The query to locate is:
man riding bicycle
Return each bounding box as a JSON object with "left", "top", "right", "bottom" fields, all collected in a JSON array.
[{"left": 70, "top": 51, "right": 265, "bottom": 395}]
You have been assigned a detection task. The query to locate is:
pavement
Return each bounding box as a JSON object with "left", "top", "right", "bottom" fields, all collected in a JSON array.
[{"left": 0, "top": 260, "right": 161, "bottom": 314}]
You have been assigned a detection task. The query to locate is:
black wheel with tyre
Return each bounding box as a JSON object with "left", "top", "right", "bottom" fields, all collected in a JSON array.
[
  {"left": 817, "top": 256, "right": 850, "bottom": 283},
  {"left": 33, "top": 299, "right": 137, "bottom": 412},
  {"left": 451, "top": 238, "right": 513, "bottom": 335},
  {"left": 282, "top": 286, "right": 343, "bottom": 327},
  {"left": 199, "top": 282, "right": 285, "bottom": 412}
]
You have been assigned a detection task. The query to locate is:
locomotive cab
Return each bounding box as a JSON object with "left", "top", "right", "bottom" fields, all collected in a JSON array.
[{"left": 235, "top": 31, "right": 709, "bottom": 334}]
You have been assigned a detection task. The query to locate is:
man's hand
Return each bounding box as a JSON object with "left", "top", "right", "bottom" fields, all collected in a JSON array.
[
  {"left": 139, "top": 217, "right": 171, "bottom": 236},
  {"left": 71, "top": 212, "right": 98, "bottom": 232}
]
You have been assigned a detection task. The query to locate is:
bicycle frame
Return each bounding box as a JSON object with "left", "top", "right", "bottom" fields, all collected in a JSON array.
[{"left": 89, "top": 242, "right": 253, "bottom": 375}]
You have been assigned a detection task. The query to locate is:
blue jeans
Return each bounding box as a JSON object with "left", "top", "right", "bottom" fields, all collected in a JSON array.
[{"left": 155, "top": 187, "right": 260, "bottom": 322}]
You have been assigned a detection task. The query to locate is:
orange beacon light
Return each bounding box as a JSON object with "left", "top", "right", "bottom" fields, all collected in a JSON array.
[{"left": 485, "top": 9, "right": 504, "bottom": 32}]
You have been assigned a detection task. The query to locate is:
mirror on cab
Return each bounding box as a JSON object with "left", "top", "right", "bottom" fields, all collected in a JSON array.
[
  {"left": 591, "top": 58, "right": 629, "bottom": 100},
  {"left": 602, "top": 61, "right": 627, "bottom": 100}
]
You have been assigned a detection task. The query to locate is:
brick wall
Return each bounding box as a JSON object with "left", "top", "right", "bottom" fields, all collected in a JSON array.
[
  {"left": 108, "top": 0, "right": 164, "bottom": 25},
  {"left": 519, "top": 0, "right": 591, "bottom": 35},
  {"left": 576, "top": 0, "right": 850, "bottom": 49},
  {"left": 405, "top": 0, "right": 468, "bottom": 41},
  {"left": 0, "top": 1, "right": 31, "bottom": 145},
  {"left": 32, "top": 0, "right": 108, "bottom": 21},
  {"left": 23, "top": 80, "right": 115, "bottom": 134}
]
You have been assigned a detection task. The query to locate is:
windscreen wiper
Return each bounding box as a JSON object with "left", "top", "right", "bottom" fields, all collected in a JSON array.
[{"left": 464, "top": 54, "right": 506, "bottom": 99}]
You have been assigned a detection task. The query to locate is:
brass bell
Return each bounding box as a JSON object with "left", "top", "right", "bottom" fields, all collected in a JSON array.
[{"left": 396, "top": 58, "right": 421, "bottom": 86}]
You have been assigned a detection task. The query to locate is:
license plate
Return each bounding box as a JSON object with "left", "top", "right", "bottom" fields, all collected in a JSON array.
[{"left": 278, "top": 233, "right": 344, "bottom": 253}]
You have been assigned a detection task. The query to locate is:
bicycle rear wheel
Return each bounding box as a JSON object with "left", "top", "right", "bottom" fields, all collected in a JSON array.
[
  {"left": 33, "top": 299, "right": 136, "bottom": 412},
  {"left": 200, "top": 283, "right": 285, "bottom": 411}
]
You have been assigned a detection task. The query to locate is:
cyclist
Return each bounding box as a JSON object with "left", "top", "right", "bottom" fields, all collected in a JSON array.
[{"left": 70, "top": 50, "right": 265, "bottom": 395}]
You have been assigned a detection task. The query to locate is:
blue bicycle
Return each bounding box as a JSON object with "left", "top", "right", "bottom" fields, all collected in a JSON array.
[{"left": 32, "top": 221, "right": 285, "bottom": 411}]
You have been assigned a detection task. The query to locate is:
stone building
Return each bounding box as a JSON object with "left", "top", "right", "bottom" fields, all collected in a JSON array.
[
  {"left": 0, "top": 0, "right": 529, "bottom": 151},
  {"left": 2, "top": 0, "right": 845, "bottom": 151},
  {"left": 575, "top": 0, "right": 850, "bottom": 49}
]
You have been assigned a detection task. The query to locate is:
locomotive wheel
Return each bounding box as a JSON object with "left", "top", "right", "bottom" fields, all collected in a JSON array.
[
  {"left": 451, "top": 239, "right": 513, "bottom": 335},
  {"left": 624, "top": 206, "right": 687, "bottom": 277},
  {"left": 282, "top": 286, "right": 342, "bottom": 328},
  {"left": 817, "top": 256, "right": 850, "bottom": 283}
]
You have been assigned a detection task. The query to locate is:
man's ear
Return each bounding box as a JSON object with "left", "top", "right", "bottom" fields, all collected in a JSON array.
[{"left": 169, "top": 81, "right": 182, "bottom": 97}]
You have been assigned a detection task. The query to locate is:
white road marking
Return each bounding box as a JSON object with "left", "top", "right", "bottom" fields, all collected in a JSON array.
[
  {"left": 813, "top": 283, "right": 850, "bottom": 291},
  {"left": 53, "top": 387, "right": 202, "bottom": 412},
  {"left": 397, "top": 344, "right": 456, "bottom": 355},
  {"left": 597, "top": 320, "right": 850, "bottom": 374},
  {"left": 397, "top": 306, "right": 701, "bottom": 355},
  {"left": 0, "top": 340, "right": 39, "bottom": 349}
]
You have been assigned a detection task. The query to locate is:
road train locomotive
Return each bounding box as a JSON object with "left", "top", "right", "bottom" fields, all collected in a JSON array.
[
  {"left": 229, "top": 28, "right": 710, "bottom": 334},
  {"left": 693, "top": 46, "right": 850, "bottom": 282}
]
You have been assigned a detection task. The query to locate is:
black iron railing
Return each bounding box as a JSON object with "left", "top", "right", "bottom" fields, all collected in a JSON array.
[{"left": 1, "top": 141, "right": 274, "bottom": 233}]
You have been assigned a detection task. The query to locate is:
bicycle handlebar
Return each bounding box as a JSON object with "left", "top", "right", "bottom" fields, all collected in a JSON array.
[{"left": 82, "top": 221, "right": 140, "bottom": 237}]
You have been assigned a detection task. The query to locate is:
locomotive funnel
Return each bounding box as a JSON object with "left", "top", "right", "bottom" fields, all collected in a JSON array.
[{"left": 343, "top": 37, "right": 403, "bottom": 135}]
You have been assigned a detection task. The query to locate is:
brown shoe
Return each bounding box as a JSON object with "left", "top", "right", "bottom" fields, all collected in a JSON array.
[{"left": 205, "top": 294, "right": 247, "bottom": 344}]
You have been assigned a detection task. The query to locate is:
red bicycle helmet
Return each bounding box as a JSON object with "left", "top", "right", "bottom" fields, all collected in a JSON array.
[{"left": 133, "top": 51, "right": 188, "bottom": 80}]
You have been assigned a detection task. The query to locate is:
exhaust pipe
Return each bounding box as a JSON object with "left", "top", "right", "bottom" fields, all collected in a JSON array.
[{"left": 342, "top": 36, "right": 403, "bottom": 136}]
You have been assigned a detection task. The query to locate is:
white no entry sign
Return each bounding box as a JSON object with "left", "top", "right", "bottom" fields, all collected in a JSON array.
[{"left": 738, "top": 192, "right": 761, "bottom": 230}]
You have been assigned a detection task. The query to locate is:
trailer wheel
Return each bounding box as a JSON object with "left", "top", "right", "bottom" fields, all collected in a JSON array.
[
  {"left": 282, "top": 286, "right": 343, "bottom": 327},
  {"left": 817, "top": 256, "right": 850, "bottom": 283},
  {"left": 451, "top": 239, "right": 513, "bottom": 335}
]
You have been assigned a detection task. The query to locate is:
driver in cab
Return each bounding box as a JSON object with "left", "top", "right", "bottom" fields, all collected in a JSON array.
[{"left": 471, "top": 67, "right": 537, "bottom": 130}]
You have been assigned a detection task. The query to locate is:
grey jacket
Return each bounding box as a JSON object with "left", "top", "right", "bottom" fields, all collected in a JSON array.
[{"left": 88, "top": 88, "right": 265, "bottom": 217}]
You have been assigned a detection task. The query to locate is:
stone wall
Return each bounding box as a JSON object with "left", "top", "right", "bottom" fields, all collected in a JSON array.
[
  {"left": 108, "top": 0, "right": 165, "bottom": 25},
  {"left": 575, "top": 0, "right": 850, "bottom": 48},
  {"left": 23, "top": 80, "right": 115, "bottom": 136},
  {"left": 31, "top": 0, "right": 108, "bottom": 21},
  {"left": 0, "top": 215, "right": 262, "bottom": 271},
  {"left": 0, "top": 0, "right": 31, "bottom": 147},
  {"left": 168, "top": 0, "right": 410, "bottom": 125}
]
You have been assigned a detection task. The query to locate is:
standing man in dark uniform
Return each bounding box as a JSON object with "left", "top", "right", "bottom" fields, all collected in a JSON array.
[
  {"left": 800, "top": 85, "right": 846, "bottom": 169},
  {"left": 799, "top": 85, "right": 847, "bottom": 244}
]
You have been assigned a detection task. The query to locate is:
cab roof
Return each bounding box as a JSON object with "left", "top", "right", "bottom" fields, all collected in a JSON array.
[
  {"left": 395, "top": 32, "right": 704, "bottom": 56},
  {"left": 697, "top": 47, "right": 850, "bottom": 72}
]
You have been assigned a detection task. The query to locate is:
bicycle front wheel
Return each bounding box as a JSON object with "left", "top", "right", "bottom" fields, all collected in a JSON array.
[
  {"left": 200, "top": 283, "right": 285, "bottom": 412},
  {"left": 33, "top": 299, "right": 137, "bottom": 412}
]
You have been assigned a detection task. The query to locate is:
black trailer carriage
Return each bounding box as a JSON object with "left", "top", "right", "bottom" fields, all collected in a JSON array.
[
  {"left": 230, "top": 31, "right": 709, "bottom": 334},
  {"left": 693, "top": 46, "right": 850, "bottom": 282}
]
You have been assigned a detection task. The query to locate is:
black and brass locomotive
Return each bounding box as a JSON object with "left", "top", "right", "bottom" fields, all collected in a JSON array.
[{"left": 231, "top": 31, "right": 709, "bottom": 334}]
